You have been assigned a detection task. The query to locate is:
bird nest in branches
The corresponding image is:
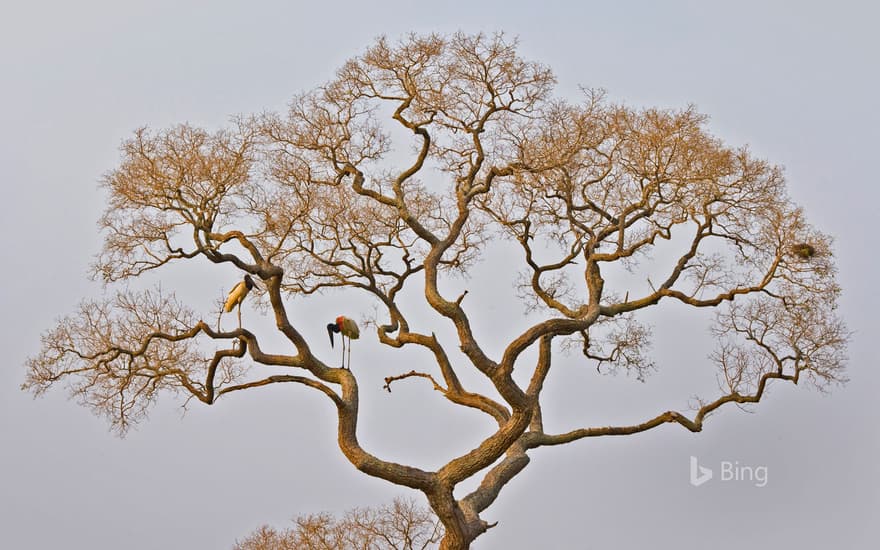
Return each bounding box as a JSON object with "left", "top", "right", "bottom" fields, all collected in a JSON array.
[{"left": 790, "top": 243, "right": 816, "bottom": 260}]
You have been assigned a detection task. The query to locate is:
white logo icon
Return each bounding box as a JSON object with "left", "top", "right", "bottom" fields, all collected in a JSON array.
[{"left": 689, "top": 455, "right": 713, "bottom": 487}]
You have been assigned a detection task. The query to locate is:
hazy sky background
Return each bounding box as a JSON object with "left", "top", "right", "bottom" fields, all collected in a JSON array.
[{"left": 2, "top": 1, "right": 878, "bottom": 548}]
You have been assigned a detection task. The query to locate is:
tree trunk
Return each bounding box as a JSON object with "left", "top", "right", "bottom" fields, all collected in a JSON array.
[
  {"left": 438, "top": 532, "right": 471, "bottom": 550},
  {"left": 428, "top": 490, "right": 476, "bottom": 550}
]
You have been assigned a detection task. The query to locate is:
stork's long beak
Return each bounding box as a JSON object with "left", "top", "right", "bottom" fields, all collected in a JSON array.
[{"left": 327, "top": 324, "right": 335, "bottom": 348}]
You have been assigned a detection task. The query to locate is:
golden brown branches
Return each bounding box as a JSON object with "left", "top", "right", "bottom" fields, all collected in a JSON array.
[
  {"left": 234, "top": 497, "right": 442, "bottom": 550},
  {"left": 96, "top": 122, "right": 259, "bottom": 282},
  {"left": 383, "top": 370, "right": 446, "bottom": 393}
]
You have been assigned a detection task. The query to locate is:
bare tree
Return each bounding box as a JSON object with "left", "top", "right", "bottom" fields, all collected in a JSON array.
[
  {"left": 25, "top": 33, "right": 848, "bottom": 549},
  {"left": 233, "top": 497, "right": 441, "bottom": 550}
]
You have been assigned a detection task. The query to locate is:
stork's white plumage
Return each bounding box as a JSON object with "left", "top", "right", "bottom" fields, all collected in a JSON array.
[
  {"left": 339, "top": 317, "right": 360, "bottom": 340},
  {"left": 218, "top": 275, "right": 256, "bottom": 330},
  {"left": 327, "top": 315, "right": 359, "bottom": 369},
  {"left": 224, "top": 275, "right": 255, "bottom": 312}
]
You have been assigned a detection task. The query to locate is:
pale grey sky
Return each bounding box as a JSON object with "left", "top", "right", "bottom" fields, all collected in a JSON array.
[{"left": 2, "top": 1, "right": 877, "bottom": 548}]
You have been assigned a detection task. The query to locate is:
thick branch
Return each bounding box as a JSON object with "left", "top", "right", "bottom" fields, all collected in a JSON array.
[{"left": 218, "top": 374, "right": 343, "bottom": 408}]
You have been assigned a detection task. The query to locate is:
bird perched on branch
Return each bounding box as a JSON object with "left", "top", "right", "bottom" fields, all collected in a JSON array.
[
  {"left": 327, "top": 315, "right": 359, "bottom": 369},
  {"left": 219, "top": 275, "right": 255, "bottom": 329}
]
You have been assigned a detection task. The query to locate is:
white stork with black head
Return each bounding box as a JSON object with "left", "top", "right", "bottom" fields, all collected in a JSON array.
[
  {"left": 219, "top": 275, "right": 255, "bottom": 329},
  {"left": 327, "top": 315, "right": 359, "bottom": 369}
]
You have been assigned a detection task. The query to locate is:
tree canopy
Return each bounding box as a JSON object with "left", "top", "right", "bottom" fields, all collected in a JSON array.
[
  {"left": 234, "top": 497, "right": 441, "bottom": 550},
  {"left": 25, "top": 32, "right": 847, "bottom": 549}
]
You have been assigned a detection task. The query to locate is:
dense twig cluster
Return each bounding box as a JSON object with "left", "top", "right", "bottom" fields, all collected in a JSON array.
[{"left": 234, "top": 497, "right": 442, "bottom": 550}]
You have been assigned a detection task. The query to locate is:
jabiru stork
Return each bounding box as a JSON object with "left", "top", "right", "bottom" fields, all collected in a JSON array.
[
  {"left": 327, "top": 315, "right": 359, "bottom": 369},
  {"left": 219, "top": 275, "right": 255, "bottom": 329}
]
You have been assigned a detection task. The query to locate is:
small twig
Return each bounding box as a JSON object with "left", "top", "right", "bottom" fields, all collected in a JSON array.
[{"left": 383, "top": 370, "right": 447, "bottom": 393}]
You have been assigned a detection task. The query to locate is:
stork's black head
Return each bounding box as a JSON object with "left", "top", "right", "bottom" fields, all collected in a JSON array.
[
  {"left": 327, "top": 322, "right": 340, "bottom": 347},
  {"left": 244, "top": 275, "right": 255, "bottom": 289}
]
